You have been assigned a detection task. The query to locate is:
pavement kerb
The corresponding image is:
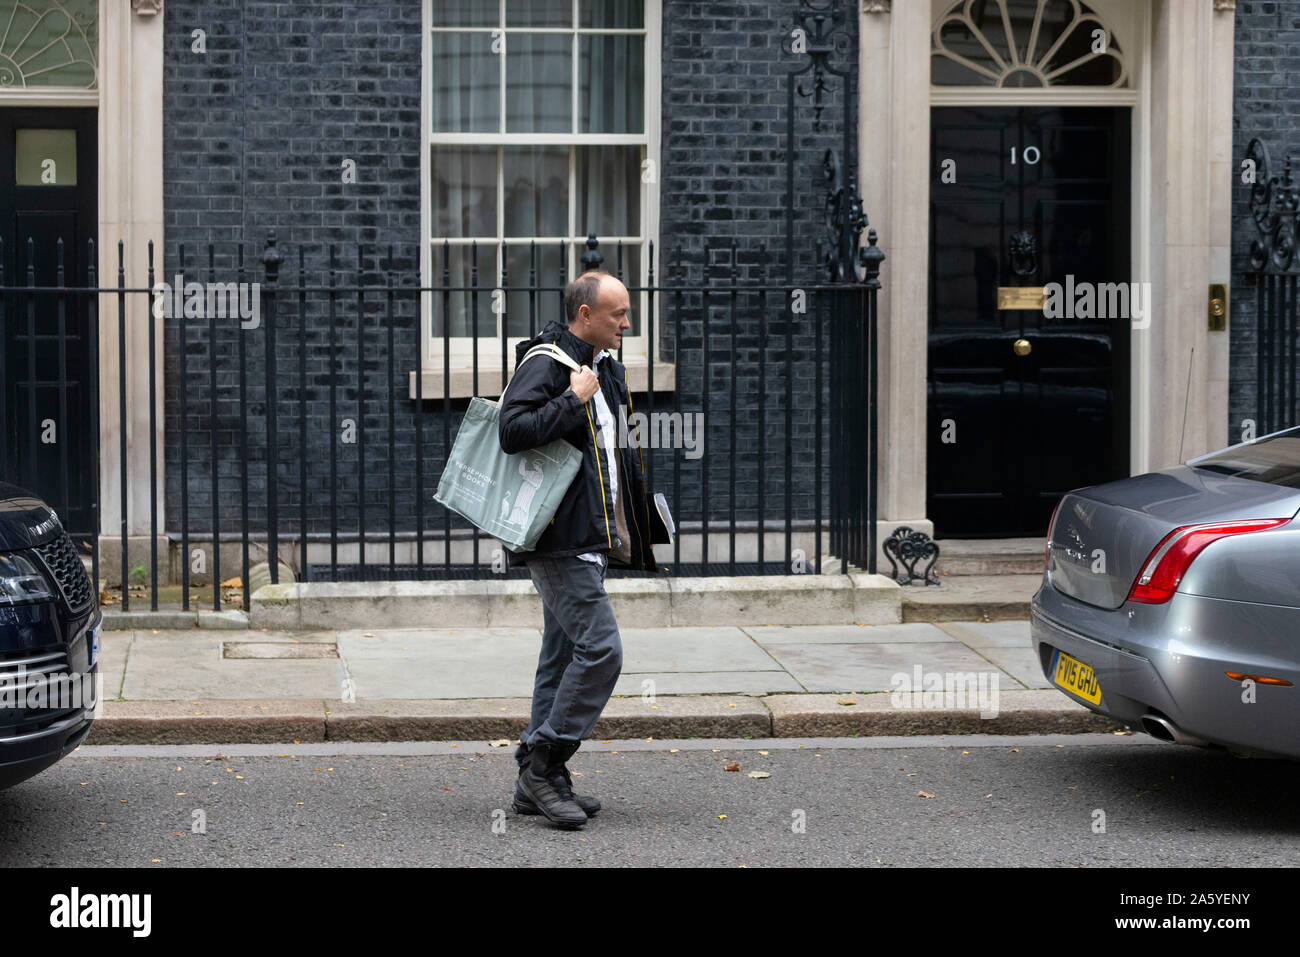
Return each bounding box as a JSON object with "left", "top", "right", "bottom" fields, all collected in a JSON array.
[{"left": 82, "top": 691, "right": 1123, "bottom": 745}]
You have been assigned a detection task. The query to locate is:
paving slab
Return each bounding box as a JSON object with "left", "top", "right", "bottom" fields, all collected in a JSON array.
[
  {"left": 96, "top": 628, "right": 130, "bottom": 700},
  {"left": 236, "top": 630, "right": 339, "bottom": 643},
  {"left": 337, "top": 628, "right": 543, "bottom": 699},
  {"left": 743, "top": 623, "right": 954, "bottom": 644},
  {"left": 935, "top": 620, "right": 1033, "bottom": 648},
  {"left": 933, "top": 621, "right": 1049, "bottom": 689},
  {"left": 222, "top": 642, "right": 339, "bottom": 659},
  {"left": 612, "top": 670, "right": 803, "bottom": 696},
  {"left": 964, "top": 645, "right": 1051, "bottom": 690},
  {"left": 764, "top": 640, "right": 1005, "bottom": 693},
  {"left": 620, "top": 626, "right": 781, "bottom": 672},
  {"left": 119, "top": 632, "right": 345, "bottom": 700},
  {"left": 762, "top": 690, "right": 1124, "bottom": 736}
]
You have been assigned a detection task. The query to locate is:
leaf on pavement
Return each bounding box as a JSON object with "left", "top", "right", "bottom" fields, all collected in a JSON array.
[
  {"left": 747, "top": 771, "right": 771, "bottom": 779},
  {"left": 488, "top": 739, "right": 511, "bottom": 748},
  {"left": 918, "top": 790, "right": 935, "bottom": 799},
  {"left": 724, "top": 761, "right": 741, "bottom": 771}
]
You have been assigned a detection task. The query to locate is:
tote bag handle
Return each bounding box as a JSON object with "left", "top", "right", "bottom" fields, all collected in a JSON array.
[{"left": 500, "top": 343, "right": 582, "bottom": 403}]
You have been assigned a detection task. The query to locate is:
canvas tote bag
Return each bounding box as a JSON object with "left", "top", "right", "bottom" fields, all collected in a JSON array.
[{"left": 434, "top": 344, "right": 583, "bottom": 552}]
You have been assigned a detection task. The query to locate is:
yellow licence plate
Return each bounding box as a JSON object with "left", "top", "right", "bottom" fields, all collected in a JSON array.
[{"left": 1052, "top": 649, "right": 1102, "bottom": 705}]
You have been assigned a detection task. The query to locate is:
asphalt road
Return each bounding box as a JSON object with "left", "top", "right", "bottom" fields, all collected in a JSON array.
[{"left": 2, "top": 734, "right": 1298, "bottom": 867}]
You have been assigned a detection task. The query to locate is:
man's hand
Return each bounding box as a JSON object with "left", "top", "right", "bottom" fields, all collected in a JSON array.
[{"left": 569, "top": 365, "right": 599, "bottom": 403}]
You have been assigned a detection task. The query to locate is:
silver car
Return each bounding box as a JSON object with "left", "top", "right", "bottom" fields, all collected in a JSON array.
[{"left": 1032, "top": 427, "right": 1300, "bottom": 759}]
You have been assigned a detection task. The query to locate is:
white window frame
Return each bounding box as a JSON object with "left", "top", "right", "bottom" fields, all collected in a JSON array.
[{"left": 416, "top": 0, "right": 663, "bottom": 398}]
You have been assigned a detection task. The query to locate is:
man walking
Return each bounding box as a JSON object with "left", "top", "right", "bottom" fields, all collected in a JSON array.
[{"left": 498, "top": 270, "right": 659, "bottom": 829}]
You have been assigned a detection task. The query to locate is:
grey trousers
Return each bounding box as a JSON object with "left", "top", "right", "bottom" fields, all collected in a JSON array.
[{"left": 515, "top": 553, "right": 623, "bottom": 768}]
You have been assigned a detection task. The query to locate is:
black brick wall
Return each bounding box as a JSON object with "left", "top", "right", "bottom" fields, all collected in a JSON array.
[
  {"left": 163, "top": 0, "right": 424, "bottom": 538},
  {"left": 653, "top": 0, "right": 855, "bottom": 534},
  {"left": 161, "top": 0, "right": 859, "bottom": 553},
  {"left": 1231, "top": 0, "right": 1300, "bottom": 438}
]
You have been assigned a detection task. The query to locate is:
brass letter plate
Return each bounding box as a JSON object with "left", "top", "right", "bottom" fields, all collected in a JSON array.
[
  {"left": 997, "top": 286, "right": 1047, "bottom": 310},
  {"left": 1209, "top": 283, "right": 1227, "bottom": 331}
]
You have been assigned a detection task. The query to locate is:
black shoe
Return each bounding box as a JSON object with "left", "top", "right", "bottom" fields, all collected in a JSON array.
[
  {"left": 514, "top": 739, "right": 601, "bottom": 817},
  {"left": 513, "top": 762, "right": 601, "bottom": 816},
  {"left": 514, "top": 741, "right": 587, "bottom": 829}
]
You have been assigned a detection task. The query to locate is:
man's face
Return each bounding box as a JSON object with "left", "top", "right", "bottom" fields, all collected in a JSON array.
[{"left": 575, "top": 275, "right": 631, "bottom": 352}]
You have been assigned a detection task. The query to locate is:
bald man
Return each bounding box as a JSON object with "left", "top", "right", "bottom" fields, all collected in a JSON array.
[{"left": 498, "top": 270, "right": 659, "bottom": 829}]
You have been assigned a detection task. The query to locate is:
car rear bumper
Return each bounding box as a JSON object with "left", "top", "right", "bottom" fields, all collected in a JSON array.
[{"left": 1032, "top": 579, "right": 1300, "bottom": 759}]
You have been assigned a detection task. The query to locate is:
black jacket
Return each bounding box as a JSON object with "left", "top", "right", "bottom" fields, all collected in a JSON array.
[{"left": 498, "top": 320, "right": 659, "bottom": 572}]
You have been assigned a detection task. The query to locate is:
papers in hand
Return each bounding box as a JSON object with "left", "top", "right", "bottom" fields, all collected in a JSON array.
[{"left": 650, "top": 492, "right": 675, "bottom": 545}]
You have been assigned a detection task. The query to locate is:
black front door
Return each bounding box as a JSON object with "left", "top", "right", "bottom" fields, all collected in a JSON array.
[
  {"left": 928, "top": 105, "right": 1130, "bottom": 538},
  {"left": 0, "top": 107, "right": 98, "bottom": 534}
]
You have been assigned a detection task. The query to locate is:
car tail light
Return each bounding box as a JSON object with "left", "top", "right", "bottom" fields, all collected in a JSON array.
[{"left": 1127, "top": 519, "right": 1289, "bottom": 604}]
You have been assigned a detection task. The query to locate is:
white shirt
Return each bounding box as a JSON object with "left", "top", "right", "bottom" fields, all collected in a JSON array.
[{"left": 579, "top": 349, "right": 617, "bottom": 567}]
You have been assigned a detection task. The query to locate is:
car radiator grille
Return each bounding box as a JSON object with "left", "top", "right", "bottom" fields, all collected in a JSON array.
[
  {"left": 0, "top": 648, "right": 83, "bottom": 736},
  {"left": 31, "top": 532, "right": 94, "bottom": 617}
]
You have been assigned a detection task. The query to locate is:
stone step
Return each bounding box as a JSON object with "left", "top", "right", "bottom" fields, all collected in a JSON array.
[
  {"left": 931, "top": 538, "right": 1045, "bottom": 577},
  {"left": 900, "top": 574, "right": 1040, "bottom": 622},
  {"left": 250, "top": 574, "right": 906, "bottom": 630},
  {"left": 100, "top": 607, "right": 249, "bottom": 630}
]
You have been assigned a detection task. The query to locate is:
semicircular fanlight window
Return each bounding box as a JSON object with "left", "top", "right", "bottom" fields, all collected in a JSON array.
[
  {"left": 932, "top": 0, "right": 1127, "bottom": 88},
  {"left": 0, "top": 0, "right": 98, "bottom": 91}
]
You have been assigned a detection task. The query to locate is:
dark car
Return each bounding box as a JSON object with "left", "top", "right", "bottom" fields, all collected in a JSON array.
[{"left": 0, "top": 482, "right": 100, "bottom": 788}]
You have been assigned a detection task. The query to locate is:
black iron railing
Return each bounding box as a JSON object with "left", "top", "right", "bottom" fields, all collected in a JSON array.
[
  {"left": 0, "top": 229, "right": 881, "bottom": 611},
  {"left": 1246, "top": 137, "right": 1300, "bottom": 434},
  {"left": 0, "top": 0, "right": 882, "bottom": 610}
]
